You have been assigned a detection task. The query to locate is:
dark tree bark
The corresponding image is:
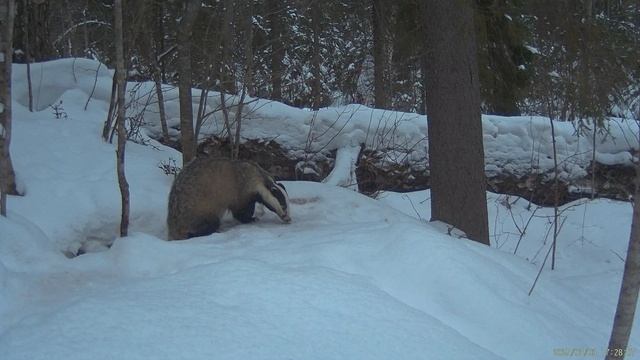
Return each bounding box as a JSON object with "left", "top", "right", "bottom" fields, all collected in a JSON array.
[
  {"left": 31, "top": 0, "right": 49, "bottom": 60},
  {"left": 230, "top": 1, "right": 254, "bottom": 160},
  {"left": 423, "top": 0, "right": 490, "bottom": 245},
  {"left": 151, "top": 2, "right": 169, "bottom": 144},
  {"left": 606, "top": 164, "right": 640, "bottom": 360},
  {"left": 154, "top": 0, "right": 167, "bottom": 83},
  {"left": 243, "top": 0, "right": 255, "bottom": 97},
  {"left": 310, "top": 0, "right": 322, "bottom": 110},
  {"left": 219, "top": 0, "right": 235, "bottom": 94},
  {"left": 0, "top": 0, "right": 18, "bottom": 217},
  {"left": 101, "top": 71, "right": 117, "bottom": 142},
  {"left": 23, "top": 0, "right": 50, "bottom": 61},
  {"left": 267, "top": 0, "right": 284, "bottom": 101},
  {"left": 218, "top": 0, "right": 234, "bottom": 155},
  {"left": 176, "top": 0, "right": 201, "bottom": 164},
  {"left": 153, "top": 70, "right": 169, "bottom": 143},
  {"left": 372, "top": 0, "right": 389, "bottom": 109},
  {"left": 21, "top": 0, "right": 33, "bottom": 112},
  {"left": 114, "top": 0, "right": 129, "bottom": 237}
]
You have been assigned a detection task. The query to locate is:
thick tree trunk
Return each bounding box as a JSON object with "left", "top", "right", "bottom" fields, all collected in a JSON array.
[
  {"left": 606, "top": 164, "right": 640, "bottom": 360},
  {"left": 372, "top": 0, "right": 390, "bottom": 110},
  {"left": 267, "top": 0, "right": 284, "bottom": 101},
  {"left": 176, "top": 0, "right": 201, "bottom": 164},
  {"left": 0, "top": 0, "right": 18, "bottom": 217},
  {"left": 423, "top": 0, "right": 490, "bottom": 245},
  {"left": 114, "top": 0, "right": 129, "bottom": 237}
]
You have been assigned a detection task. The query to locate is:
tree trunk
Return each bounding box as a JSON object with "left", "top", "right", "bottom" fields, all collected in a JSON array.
[
  {"left": 113, "top": 0, "right": 129, "bottom": 237},
  {"left": 26, "top": 0, "right": 50, "bottom": 61},
  {"left": 267, "top": 0, "right": 284, "bottom": 101},
  {"left": 310, "top": 0, "right": 322, "bottom": 110},
  {"left": 230, "top": 1, "right": 254, "bottom": 160},
  {"left": 153, "top": 70, "right": 169, "bottom": 143},
  {"left": 243, "top": 1, "right": 254, "bottom": 97},
  {"left": 61, "top": 0, "right": 72, "bottom": 57},
  {"left": 0, "top": 0, "right": 18, "bottom": 217},
  {"left": 102, "top": 71, "right": 118, "bottom": 142},
  {"left": 232, "top": 87, "right": 247, "bottom": 160},
  {"left": 154, "top": 0, "right": 167, "bottom": 83},
  {"left": 219, "top": 0, "right": 235, "bottom": 94},
  {"left": 82, "top": 0, "right": 89, "bottom": 57},
  {"left": 549, "top": 115, "right": 559, "bottom": 269},
  {"left": 605, "top": 164, "right": 640, "bottom": 360},
  {"left": 372, "top": 0, "right": 389, "bottom": 110},
  {"left": 423, "top": 0, "right": 490, "bottom": 245},
  {"left": 219, "top": 91, "right": 232, "bottom": 156},
  {"left": 149, "top": 0, "right": 168, "bottom": 143},
  {"left": 176, "top": 0, "right": 201, "bottom": 164},
  {"left": 22, "top": 0, "right": 33, "bottom": 112},
  {"left": 194, "top": 87, "right": 209, "bottom": 145}
]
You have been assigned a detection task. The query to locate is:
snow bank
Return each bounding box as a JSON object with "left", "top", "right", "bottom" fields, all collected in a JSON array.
[
  {"left": 12, "top": 58, "right": 113, "bottom": 111},
  {"left": 0, "top": 239, "right": 499, "bottom": 360},
  {"left": 10, "top": 60, "right": 181, "bottom": 254},
  {"left": 16, "top": 59, "right": 639, "bottom": 184}
]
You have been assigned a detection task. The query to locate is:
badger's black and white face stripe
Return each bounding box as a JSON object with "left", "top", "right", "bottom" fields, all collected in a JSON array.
[
  {"left": 271, "top": 182, "right": 289, "bottom": 215},
  {"left": 257, "top": 180, "right": 291, "bottom": 223}
]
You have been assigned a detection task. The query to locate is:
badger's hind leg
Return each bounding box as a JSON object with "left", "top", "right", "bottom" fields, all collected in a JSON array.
[
  {"left": 187, "top": 216, "right": 221, "bottom": 238},
  {"left": 232, "top": 201, "right": 257, "bottom": 223}
]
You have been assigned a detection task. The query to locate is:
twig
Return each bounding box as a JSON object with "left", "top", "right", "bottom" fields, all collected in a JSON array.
[{"left": 84, "top": 62, "right": 101, "bottom": 111}]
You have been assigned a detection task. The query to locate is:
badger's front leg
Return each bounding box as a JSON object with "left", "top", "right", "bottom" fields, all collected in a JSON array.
[{"left": 232, "top": 201, "right": 257, "bottom": 223}]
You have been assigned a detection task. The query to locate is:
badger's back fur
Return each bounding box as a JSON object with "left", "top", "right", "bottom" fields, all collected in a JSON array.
[{"left": 167, "top": 157, "right": 290, "bottom": 240}]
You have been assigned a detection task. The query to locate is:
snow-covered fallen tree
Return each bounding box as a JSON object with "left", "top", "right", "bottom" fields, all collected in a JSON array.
[{"left": 12, "top": 58, "right": 640, "bottom": 187}]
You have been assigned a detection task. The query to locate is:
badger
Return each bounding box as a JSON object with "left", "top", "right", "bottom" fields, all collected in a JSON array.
[{"left": 167, "top": 157, "right": 291, "bottom": 240}]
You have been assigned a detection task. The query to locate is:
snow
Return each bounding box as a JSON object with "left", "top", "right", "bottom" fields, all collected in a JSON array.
[
  {"left": 13, "top": 58, "right": 639, "bottom": 184},
  {"left": 1, "top": 58, "right": 639, "bottom": 359},
  {"left": 1, "top": 233, "right": 499, "bottom": 360},
  {"left": 322, "top": 145, "right": 360, "bottom": 190},
  {"left": 525, "top": 45, "right": 541, "bottom": 55}
]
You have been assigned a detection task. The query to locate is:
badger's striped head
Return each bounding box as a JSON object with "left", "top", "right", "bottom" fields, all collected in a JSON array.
[
  {"left": 271, "top": 182, "right": 290, "bottom": 222},
  {"left": 257, "top": 179, "right": 291, "bottom": 223}
]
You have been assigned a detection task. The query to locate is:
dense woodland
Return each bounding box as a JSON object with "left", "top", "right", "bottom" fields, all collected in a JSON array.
[{"left": 12, "top": 0, "right": 640, "bottom": 120}]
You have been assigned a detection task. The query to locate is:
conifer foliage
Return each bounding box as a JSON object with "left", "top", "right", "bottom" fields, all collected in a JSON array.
[{"left": 7, "top": 0, "right": 637, "bottom": 118}]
